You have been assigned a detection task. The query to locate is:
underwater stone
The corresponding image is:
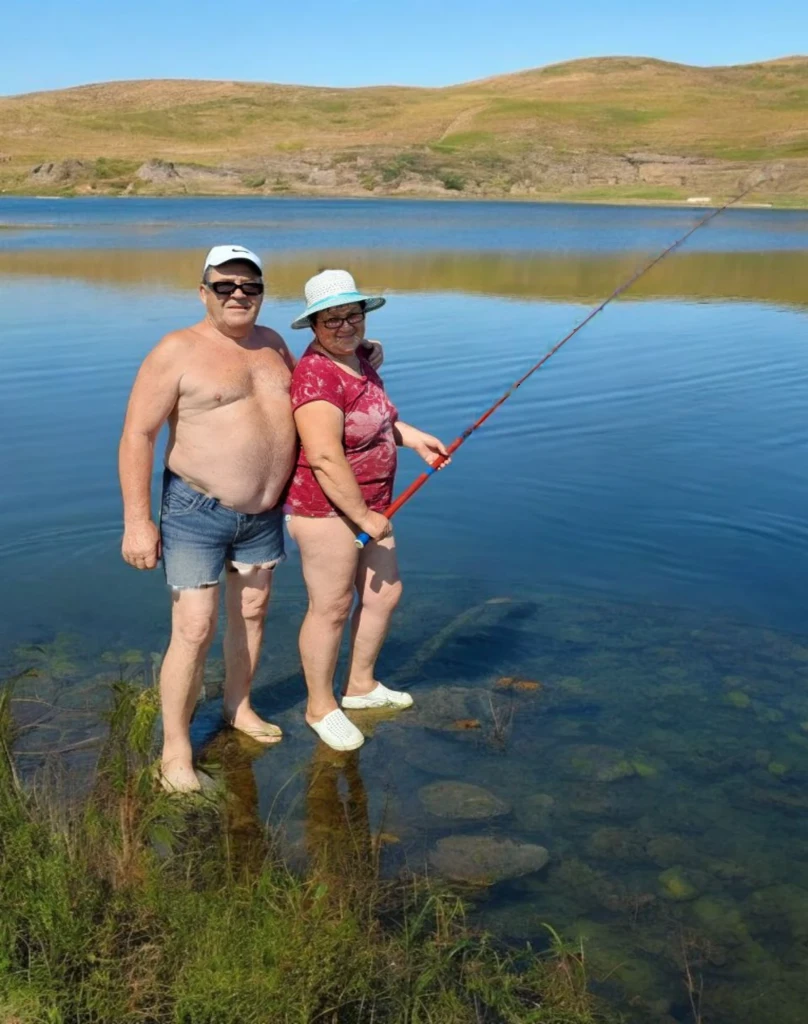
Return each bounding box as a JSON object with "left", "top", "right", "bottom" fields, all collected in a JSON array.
[
  {"left": 429, "top": 835, "right": 549, "bottom": 884},
  {"left": 569, "top": 919, "right": 675, "bottom": 1006},
  {"left": 646, "top": 834, "right": 696, "bottom": 868},
  {"left": 692, "top": 896, "right": 749, "bottom": 945},
  {"left": 725, "top": 691, "right": 751, "bottom": 709},
  {"left": 631, "top": 757, "right": 660, "bottom": 778},
  {"left": 767, "top": 761, "right": 789, "bottom": 778},
  {"left": 658, "top": 866, "right": 702, "bottom": 901},
  {"left": 401, "top": 733, "right": 476, "bottom": 778},
  {"left": 404, "top": 685, "right": 510, "bottom": 738},
  {"left": 756, "top": 707, "right": 785, "bottom": 724},
  {"left": 418, "top": 781, "right": 510, "bottom": 820},
  {"left": 564, "top": 745, "right": 637, "bottom": 783},
  {"left": 588, "top": 827, "right": 648, "bottom": 862},
  {"left": 748, "top": 885, "right": 808, "bottom": 940},
  {"left": 514, "top": 792, "right": 555, "bottom": 831}
]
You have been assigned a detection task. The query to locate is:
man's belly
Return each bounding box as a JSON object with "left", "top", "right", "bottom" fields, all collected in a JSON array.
[{"left": 166, "top": 416, "right": 297, "bottom": 514}]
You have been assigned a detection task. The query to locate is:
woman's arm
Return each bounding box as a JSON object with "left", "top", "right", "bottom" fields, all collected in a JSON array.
[
  {"left": 294, "top": 401, "right": 391, "bottom": 539},
  {"left": 393, "top": 421, "right": 450, "bottom": 468}
]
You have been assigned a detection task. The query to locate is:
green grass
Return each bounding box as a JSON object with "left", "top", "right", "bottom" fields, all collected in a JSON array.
[
  {"left": 0, "top": 682, "right": 615, "bottom": 1024},
  {"left": 563, "top": 185, "right": 687, "bottom": 201},
  {"left": 432, "top": 131, "right": 497, "bottom": 151}
]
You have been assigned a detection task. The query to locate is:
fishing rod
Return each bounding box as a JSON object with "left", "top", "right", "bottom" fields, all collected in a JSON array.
[{"left": 355, "top": 177, "right": 767, "bottom": 549}]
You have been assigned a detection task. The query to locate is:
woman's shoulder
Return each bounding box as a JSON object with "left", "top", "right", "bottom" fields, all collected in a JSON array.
[
  {"left": 290, "top": 345, "right": 346, "bottom": 406},
  {"left": 292, "top": 345, "right": 342, "bottom": 382}
]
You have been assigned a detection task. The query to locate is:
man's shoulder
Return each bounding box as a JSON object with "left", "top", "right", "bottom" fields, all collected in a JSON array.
[
  {"left": 254, "top": 324, "right": 286, "bottom": 345},
  {"left": 255, "top": 324, "right": 295, "bottom": 367},
  {"left": 154, "top": 325, "right": 199, "bottom": 356}
]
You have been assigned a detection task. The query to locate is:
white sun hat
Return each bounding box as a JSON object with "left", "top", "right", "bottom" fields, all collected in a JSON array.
[
  {"left": 203, "top": 244, "right": 263, "bottom": 274},
  {"left": 290, "top": 269, "right": 386, "bottom": 329}
]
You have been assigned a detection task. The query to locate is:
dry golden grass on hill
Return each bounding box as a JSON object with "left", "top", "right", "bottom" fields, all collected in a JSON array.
[{"left": 1, "top": 56, "right": 807, "bottom": 202}]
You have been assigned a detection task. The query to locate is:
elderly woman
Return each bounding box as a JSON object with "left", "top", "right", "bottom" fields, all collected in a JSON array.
[{"left": 284, "top": 270, "right": 447, "bottom": 751}]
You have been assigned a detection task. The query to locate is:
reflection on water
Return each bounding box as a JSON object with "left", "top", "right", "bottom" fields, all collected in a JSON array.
[{"left": 1, "top": 247, "right": 807, "bottom": 308}]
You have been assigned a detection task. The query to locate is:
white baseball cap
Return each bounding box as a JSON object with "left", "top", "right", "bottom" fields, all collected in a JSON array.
[{"left": 203, "top": 244, "right": 263, "bottom": 275}]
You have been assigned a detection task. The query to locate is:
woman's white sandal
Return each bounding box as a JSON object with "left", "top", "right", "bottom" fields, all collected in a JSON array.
[
  {"left": 341, "top": 683, "right": 414, "bottom": 710},
  {"left": 308, "top": 709, "right": 365, "bottom": 751}
]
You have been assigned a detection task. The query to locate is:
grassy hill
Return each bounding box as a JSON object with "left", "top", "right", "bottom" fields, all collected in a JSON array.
[{"left": 1, "top": 56, "right": 807, "bottom": 203}]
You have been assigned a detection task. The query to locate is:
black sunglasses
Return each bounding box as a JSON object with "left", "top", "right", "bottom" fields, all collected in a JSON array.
[{"left": 207, "top": 281, "right": 264, "bottom": 297}]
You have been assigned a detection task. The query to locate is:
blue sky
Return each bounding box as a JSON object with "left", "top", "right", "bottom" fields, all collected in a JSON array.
[{"left": 2, "top": 0, "right": 805, "bottom": 96}]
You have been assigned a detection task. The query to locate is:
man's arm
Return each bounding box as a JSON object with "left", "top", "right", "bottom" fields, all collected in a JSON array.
[{"left": 118, "top": 335, "right": 185, "bottom": 569}]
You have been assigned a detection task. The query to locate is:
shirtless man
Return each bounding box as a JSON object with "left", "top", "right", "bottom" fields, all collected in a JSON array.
[{"left": 119, "top": 245, "right": 382, "bottom": 792}]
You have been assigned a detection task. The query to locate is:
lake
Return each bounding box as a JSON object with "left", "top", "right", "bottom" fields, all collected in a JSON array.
[{"left": 2, "top": 195, "right": 808, "bottom": 1022}]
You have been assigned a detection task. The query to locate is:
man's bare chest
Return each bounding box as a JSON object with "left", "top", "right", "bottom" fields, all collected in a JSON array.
[{"left": 180, "top": 349, "right": 291, "bottom": 414}]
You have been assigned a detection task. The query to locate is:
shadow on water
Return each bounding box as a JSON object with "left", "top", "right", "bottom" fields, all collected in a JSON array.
[{"left": 12, "top": 577, "right": 808, "bottom": 1023}]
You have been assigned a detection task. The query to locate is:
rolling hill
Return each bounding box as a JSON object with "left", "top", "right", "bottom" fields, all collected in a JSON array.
[{"left": 1, "top": 56, "right": 807, "bottom": 203}]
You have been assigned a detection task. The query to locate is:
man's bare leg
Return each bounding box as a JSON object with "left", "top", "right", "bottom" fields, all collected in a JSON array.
[
  {"left": 160, "top": 586, "right": 219, "bottom": 792},
  {"left": 287, "top": 517, "right": 358, "bottom": 723},
  {"left": 222, "top": 562, "right": 282, "bottom": 743},
  {"left": 345, "top": 535, "right": 402, "bottom": 697}
]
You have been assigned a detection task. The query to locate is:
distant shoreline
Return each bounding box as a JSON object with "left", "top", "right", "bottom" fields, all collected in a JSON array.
[{"left": 0, "top": 190, "right": 804, "bottom": 213}]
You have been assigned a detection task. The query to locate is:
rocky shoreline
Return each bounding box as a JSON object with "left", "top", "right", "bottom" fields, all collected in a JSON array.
[{"left": 6, "top": 148, "right": 806, "bottom": 207}]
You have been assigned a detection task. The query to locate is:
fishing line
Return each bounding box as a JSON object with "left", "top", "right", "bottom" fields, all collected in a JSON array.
[{"left": 356, "top": 176, "right": 770, "bottom": 548}]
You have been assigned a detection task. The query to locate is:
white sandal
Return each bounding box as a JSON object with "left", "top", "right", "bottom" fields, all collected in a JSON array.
[
  {"left": 307, "top": 709, "right": 365, "bottom": 751},
  {"left": 341, "top": 683, "right": 414, "bottom": 710}
]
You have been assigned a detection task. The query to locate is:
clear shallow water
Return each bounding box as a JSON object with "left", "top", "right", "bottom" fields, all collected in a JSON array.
[{"left": 3, "top": 196, "right": 808, "bottom": 1023}]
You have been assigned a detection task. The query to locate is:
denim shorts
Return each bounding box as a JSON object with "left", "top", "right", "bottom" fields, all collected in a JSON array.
[{"left": 160, "top": 470, "right": 286, "bottom": 589}]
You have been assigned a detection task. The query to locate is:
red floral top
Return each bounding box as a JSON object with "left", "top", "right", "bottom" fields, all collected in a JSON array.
[{"left": 283, "top": 345, "right": 399, "bottom": 518}]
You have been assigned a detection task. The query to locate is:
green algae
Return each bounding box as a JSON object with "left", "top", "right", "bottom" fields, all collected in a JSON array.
[{"left": 658, "top": 866, "right": 702, "bottom": 901}]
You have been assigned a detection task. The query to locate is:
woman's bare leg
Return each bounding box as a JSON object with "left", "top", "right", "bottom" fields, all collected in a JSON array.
[
  {"left": 288, "top": 516, "right": 359, "bottom": 722},
  {"left": 345, "top": 535, "right": 402, "bottom": 696}
]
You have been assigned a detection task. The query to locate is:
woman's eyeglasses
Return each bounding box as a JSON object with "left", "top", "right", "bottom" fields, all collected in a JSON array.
[
  {"left": 207, "top": 281, "right": 264, "bottom": 297},
  {"left": 319, "top": 312, "right": 366, "bottom": 330}
]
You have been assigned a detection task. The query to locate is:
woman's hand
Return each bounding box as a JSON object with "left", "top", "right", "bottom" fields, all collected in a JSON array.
[
  {"left": 358, "top": 509, "right": 393, "bottom": 541},
  {"left": 360, "top": 339, "right": 384, "bottom": 371},
  {"left": 406, "top": 429, "right": 451, "bottom": 470}
]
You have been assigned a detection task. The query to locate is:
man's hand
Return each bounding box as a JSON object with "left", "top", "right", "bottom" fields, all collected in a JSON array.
[
  {"left": 358, "top": 510, "right": 393, "bottom": 541},
  {"left": 122, "top": 520, "right": 161, "bottom": 570},
  {"left": 408, "top": 430, "right": 450, "bottom": 469},
  {"left": 361, "top": 339, "right": 384, "bottom": 371}
]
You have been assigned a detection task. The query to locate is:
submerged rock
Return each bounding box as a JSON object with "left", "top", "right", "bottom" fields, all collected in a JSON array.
[
  {"left": 513, "top": 792, "right": 555, "bottom": 831},
  {"left": 564, "top": 745, "right": 637, "bottom": 783},
  {"left": 429, "top": 836, "right": 549, "bottom": 884},
  {"left": 588, "top": 826, "right": 648, "bottom": 862},
  {"left": 658, "top": 865, "right": 703, "bottom": 901},
  {"left": 404, "top": 686, "right": 490, "bottom": 732},
  {"left": 748, "top": 884, "right": 808, "bottom": 940},
  {"left": 418, "top": 781, "right": 510, "bottom": 820},
  {"left": 692, "top": 896, "right": 749, "bottom": 945}
]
